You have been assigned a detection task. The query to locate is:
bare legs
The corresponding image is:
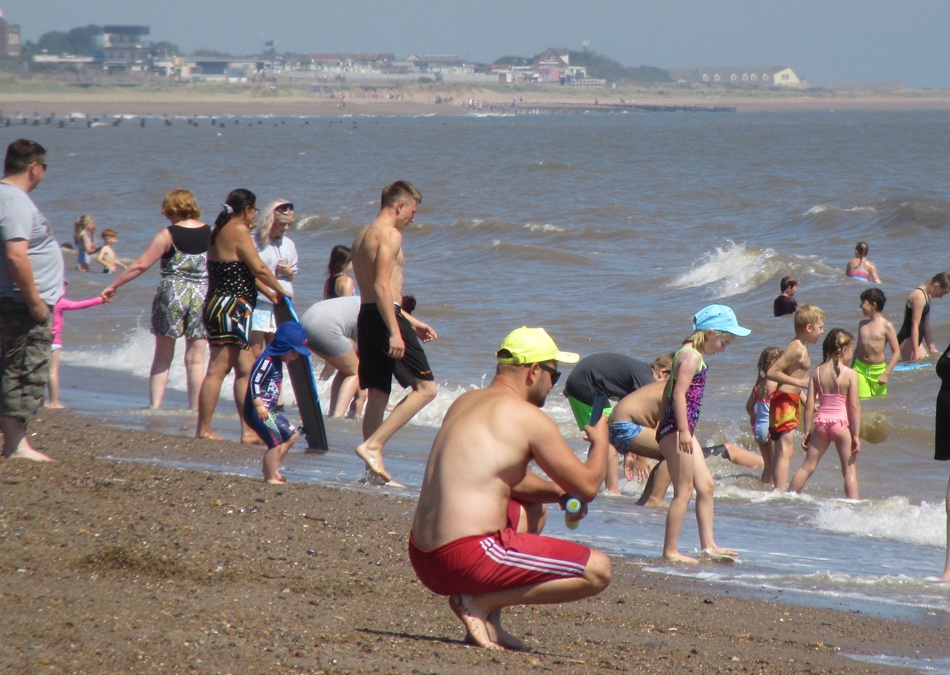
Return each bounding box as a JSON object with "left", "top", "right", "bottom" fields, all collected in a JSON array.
[
  {"left": 196, "top": 344, "right": 238, "bottom": 440},
  {"left": 356, "top": 379, "right": 437, "bottom": 484},
  {"left": 149, "top": 335, "right": 207, "bottom": 410},
  {"left": 1, "top": 415, "right": 53, "bottom": 461},
  {"left": 789, "top": 432, "right": 859, "bottom": 499},
  {"left": 45, "top": 349, "right": 64, "bottom": 408},
  {"left": 771, "top": 431, "right": 796, "bottom": 491},
  {"left": 317, "top": 348, "right": 362, "bottom": 418},
  {"left": 659, "top": 434, "right": 736, "bottom": 563},
  {"left": 448, "top": 502, "right": 611, "bottom": 650}
]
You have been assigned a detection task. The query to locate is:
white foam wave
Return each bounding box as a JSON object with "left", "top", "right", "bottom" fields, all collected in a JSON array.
[
  {"left": 670, "top": 241, "right": 774, "bottom": 298},
  {"left": 812, "top": 496, "right": 945, "bottom": 546},
  {"left": 805, "top": 204, "right": 877, "bottom": 216},
  {"left": 524, "top": 222, "right": 566, "bottom": 233}
]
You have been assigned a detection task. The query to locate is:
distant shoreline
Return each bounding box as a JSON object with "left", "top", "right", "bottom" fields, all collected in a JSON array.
[{"left": 3, "top": 81, "right": 950, "bottom": 116}]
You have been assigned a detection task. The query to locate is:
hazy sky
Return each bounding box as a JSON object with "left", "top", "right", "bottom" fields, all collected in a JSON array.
[{"left": 6, "top": 1, "right": 950, "bottom": 88}]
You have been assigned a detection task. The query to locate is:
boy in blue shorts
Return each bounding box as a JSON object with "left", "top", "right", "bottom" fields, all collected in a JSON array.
[{"left": 243, "top": 321, "right": 310, "bottom": 483}]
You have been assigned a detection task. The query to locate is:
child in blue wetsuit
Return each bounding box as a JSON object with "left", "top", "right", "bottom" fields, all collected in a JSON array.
[
  {"left": 656, "top": 304, "right": 750, "bottom": 564},
  {"left": 243, "top": 321, "right": 309, "bottom": 483}
]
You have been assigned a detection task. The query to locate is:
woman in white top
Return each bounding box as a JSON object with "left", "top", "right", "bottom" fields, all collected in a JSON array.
[{"left": 250, "top": 199, "right": 298, "bottom": 359}]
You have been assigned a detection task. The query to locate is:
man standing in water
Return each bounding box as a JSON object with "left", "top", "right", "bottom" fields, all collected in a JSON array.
[
  {"left": 409, "top": 327, "right": 611, "bottom": 650},
  {"left": 351, "top": 180, "right": 437, "bottom": 485},
  {"left": 0, "top": 139, "right": 63, "bottom": 461}
]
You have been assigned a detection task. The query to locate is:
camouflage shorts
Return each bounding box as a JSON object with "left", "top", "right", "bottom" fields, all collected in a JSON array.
[{"left": 0, "top": 298, "right": 53, "bottom": 421}]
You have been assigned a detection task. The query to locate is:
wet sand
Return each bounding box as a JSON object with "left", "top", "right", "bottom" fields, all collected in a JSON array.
[{"left": 1, "top": 406, "right": 948, "bottom": 673}]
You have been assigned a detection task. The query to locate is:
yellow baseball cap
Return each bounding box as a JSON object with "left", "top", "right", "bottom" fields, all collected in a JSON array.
[{"left": 496, "top": 327, "right": 579, "bottom": 365}]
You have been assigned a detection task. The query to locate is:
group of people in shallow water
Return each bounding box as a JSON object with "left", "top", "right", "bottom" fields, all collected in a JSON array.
[{"left": 9, "top": 135, "right": 950, "bottom": 652}]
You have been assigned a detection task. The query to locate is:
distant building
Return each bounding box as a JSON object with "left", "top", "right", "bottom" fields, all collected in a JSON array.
[
  {"left": 102, "top": 25, "right": 151, "bottom": 73},
  {"left": 0, "top": 10, "right": 21, "bottom": 58},
  {"left": 670, "top": 66, "right": 804, "bottom": 88},
  {"left": 534, "top": 47, "right": 570, "bottom": 83}
]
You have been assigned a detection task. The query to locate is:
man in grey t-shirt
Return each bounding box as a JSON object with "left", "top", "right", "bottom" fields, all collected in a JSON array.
[{"left": 0, "top": 139, "right": 63, "bottom": 461}]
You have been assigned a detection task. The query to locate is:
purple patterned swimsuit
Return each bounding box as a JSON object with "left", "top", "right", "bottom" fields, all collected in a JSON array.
[{"left": 655, "top": 346, "right": 707, "bottom": 442}]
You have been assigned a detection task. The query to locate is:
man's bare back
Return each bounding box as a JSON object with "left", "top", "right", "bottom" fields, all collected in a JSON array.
[{"left": 412, "top": 386, "right": 554, "bottom": 550}]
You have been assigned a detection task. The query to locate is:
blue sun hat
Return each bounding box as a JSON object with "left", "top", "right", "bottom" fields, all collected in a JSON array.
[
  {"left": 692, "top": 305, "right": 751, "bottom": 337},
  {"left": 263, "top": 321, "right": 310, "bottom": 357}
]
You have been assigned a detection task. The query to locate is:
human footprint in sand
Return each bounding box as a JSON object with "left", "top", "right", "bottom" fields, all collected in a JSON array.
[
  {"left": 241, "top": 320, "right": 309, "bottom": 483},
  {"left": 409, "top": 327, "right": 611, "bottom": 650}
]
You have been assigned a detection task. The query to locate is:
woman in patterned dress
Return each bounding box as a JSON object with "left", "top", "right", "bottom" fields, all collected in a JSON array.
[{"left": 102, "top": 189, "right": 211, "bottom": 410}]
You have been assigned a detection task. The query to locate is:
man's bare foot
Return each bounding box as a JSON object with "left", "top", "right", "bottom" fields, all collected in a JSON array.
[
  {"left": 265, "top": 477, "right": 286, "bottom": 485},
  {"left": 355, "top": 443, "right": 391, "bottom": 483},
  {"left": 242, "top": 436, "right": 264, "bottom": 445},
  {"left": 663, "top": 551, "right": 699, "bottom": 564},
  {"left": 364, "top": 471, "right": 404, "bottom": 488},
  {"left": 6, "top": 446, "right": 55, "bottom": 462},
  {"left": 700, "top": 546, "right": 739, "bottom": 562},
  {"left": 44, "top": 402, "right": 65, "bottom": 409},
  {"left": 196, "top": 431, "right": 225, "bottom": 441},
  {"left": 603, "top": 489, "right": 622, "bottom": 497},
  {"left": 449, "top": 595, "right": 500, "bottom": 650},
  {"left": 487, "top": 609, "right": 530, "bottom": 651}
]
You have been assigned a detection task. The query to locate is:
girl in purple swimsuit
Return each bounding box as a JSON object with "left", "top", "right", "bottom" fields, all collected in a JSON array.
[{"left": 656, "top": 304, "right": 750, "bottom": 563}]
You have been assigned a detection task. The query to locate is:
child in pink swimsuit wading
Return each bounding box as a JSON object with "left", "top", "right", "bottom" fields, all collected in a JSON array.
[{"left": 789, "top": 328, "right": 862, "bottom": 499}]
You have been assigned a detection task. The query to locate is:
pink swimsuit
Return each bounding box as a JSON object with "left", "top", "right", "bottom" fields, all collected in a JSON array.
[{"left": 813, "top": 363, "right": 850, "bottom": 441}]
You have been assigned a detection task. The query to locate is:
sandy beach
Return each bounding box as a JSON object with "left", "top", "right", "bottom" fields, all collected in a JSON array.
[
  {"left": 0, "top": 406, "right": 946, "bottom": 673},
  {"left": 3, "top": 80, "right": 950, "bottom": 117}
]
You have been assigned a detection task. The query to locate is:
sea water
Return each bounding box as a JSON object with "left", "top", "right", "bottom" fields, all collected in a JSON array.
[{"left": 12, "top": 107, "right": 950, "bottom": 623}]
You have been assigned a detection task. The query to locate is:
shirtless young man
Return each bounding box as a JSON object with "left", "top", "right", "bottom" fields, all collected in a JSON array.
[
  {"left": 351, "top": 181, "right": 437, "bottom": 485},
  {"left": 767, "top": 303, "right": 825, "bottom": 491},
  {"left": 853, "top": 288, "right": 900, "bottom": 399},
  {"left": 609, "top": 381, "right": 764, "bottom": 507},
  {"left": 409, "top": 327, "right": 611, "bottom": 651}
]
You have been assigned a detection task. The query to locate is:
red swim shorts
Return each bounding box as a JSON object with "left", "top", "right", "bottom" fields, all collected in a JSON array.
[
  {"left": 769, "top": 391, "right": 802, "bottom": 440},
  {"left": 408, "top": 499, "right": 592, "bottom": 596}
]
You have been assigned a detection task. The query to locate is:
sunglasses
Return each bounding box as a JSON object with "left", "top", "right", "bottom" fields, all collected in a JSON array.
[
  {"left": 35, "top": 161, "right": 47, "bottom": 171},
  {"left": 537, "top": 362, "right": 561, "bottom": 386},
  {"left": 275, "top": 203, "right": 294, "bottom": 214}
]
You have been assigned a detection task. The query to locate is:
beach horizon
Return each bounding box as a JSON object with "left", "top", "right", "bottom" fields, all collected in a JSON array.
[{"left": 3, "top": 79, "right": 950, "bottom": 117}]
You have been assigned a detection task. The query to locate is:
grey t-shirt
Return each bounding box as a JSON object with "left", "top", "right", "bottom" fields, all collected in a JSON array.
[
  {"left": 0, "top": 182, "right": 64, "bottom": 306},
  {"left": 563, "top": 352, "right": 656, "bottom": 405}
]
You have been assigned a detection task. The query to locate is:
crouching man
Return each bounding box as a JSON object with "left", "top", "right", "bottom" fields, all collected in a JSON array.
[{"left": 409, "top": 326, "right": 611, "bottom": 650}]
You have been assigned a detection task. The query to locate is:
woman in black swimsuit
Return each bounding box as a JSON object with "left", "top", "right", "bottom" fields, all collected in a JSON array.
[
  {"left": 196, "top": 189, "right": 287, "bottom": 442},
  {"left": 897, "top": 273, "right": 950, "bottom": 361}
]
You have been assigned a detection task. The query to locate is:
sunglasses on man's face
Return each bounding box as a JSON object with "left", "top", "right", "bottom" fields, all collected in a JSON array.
[
  {"left": 537, "top": 362, "right": 561, "bottom": 386},
  {"left": 275, "top": 203, "right": 294, "bottom": 214}
]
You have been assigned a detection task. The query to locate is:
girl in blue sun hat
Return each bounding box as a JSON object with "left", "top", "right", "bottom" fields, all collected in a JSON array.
[{"left": 655, "top": 304, "right": 750, "bottom": 563}]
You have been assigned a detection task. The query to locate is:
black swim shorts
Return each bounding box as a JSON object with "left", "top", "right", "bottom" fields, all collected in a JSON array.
[{"left": 357, "top": 303, "right": 433, "bottom": 394}]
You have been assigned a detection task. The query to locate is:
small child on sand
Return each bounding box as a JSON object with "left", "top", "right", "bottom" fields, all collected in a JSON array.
[
  {"left": 789, "top": 328, "right": 861, "bottom": 498},
  {"left": 242, "top": 321, "right": 309, "bottom": 483},
  {"left": 46, "top": 281, "right": 105, "bottom": 408},
  {"left": 853, "top": 288, "right": 900, "bottom": 399},
  {"left": 97, "top": 228, "right": 127, "bottom": 274},
  {"left": 655, "top": 304, "right": 749, "bottom": 563},
  {"left": 768, "top": 303, "right": 825, "bottom": 491},
  {"left": 745, "top": 346, "right": 783, "bottom": 484}
]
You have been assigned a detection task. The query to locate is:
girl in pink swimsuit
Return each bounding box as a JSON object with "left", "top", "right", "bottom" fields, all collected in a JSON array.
[{"left": 789, "top": 328, "right": 862, "bottom": 499}]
